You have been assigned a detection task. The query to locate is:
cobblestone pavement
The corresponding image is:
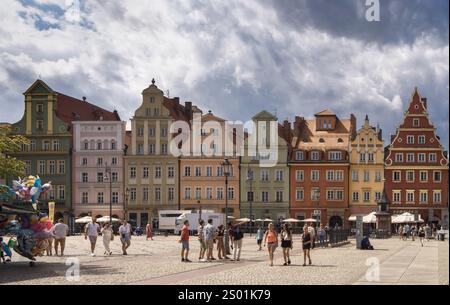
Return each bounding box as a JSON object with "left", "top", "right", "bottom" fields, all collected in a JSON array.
[{"left": 0, "top": 235, "right": 447, "bottom": 285}]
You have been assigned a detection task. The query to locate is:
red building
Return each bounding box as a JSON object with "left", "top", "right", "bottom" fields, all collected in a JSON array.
[
  {"left": 288, "top": 110, "right": 357, "bottom": 228},
  {"left": 385, "top": 88, "right": 449, "bottom": 228}
]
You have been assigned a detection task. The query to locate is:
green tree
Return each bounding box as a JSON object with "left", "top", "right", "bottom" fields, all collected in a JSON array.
[{"left": 0, "top": 125, "right": 30, "bottom": 180}]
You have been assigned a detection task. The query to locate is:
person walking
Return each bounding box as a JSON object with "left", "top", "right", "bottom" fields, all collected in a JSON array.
[
  {"left": 418, "top": 225, "right": 425, "bottom": 247},
  {"left": 307, "top": 222, "right": 316, "bottom": 249},
  {"left": 101, "top": 223, "right": 113, "bottom": 255},
  {"left": 230, "top": 221, "right": 245, "bottom": 262},
  {"left": 52, "top": 218, "right": 69, "bottom": 256},
  {"left": 146, "top": 222, "right": 154, "bottom": 241},
  {"left": 281, "top": 223, "right": 292, "bottom": 265},
  {"left": 216, "top": 224, "right": 226, "bottom": 260},
  {"left": 425, "top": 223, "right": 431, "bottom": 241},
  {"left": 263, "top": 222, "right": 278, "bottom": 267},
  {"left": 411, "top": 224, "right": 417, "bottom": 241},
  {"left": 119, "top": 220, "right": 132, "bottom": 255},
  {"left": 402, "top": 224, "right": 408, "bottom": 240},
  {"left": 85, "top": 217, "right": 100, "bottom": 256},
  {"left": 404, "top": 223, "right": 410, "bottom": 240},
  {"left": 256, "top": 226, "right": 264, "bottom": 251},
  {"left": 302, "top": 225, "right": 312, "bottom": 266},
  {"left": 198, "top": 220, "right": 206, "bottom": 261},
  {"left": 179, "top": 220, "right": 191, "bottom": 262},
  {"left": 317, "top": 224, "right": 326, "bottom": 248},
  {"left": 204, "top": 219, "right": 216, "bottom": 262}
]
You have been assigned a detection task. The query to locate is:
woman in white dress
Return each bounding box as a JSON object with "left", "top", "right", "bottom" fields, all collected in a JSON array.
[{"left": 101, "top": 223, "right": 113, "bottom": 255}]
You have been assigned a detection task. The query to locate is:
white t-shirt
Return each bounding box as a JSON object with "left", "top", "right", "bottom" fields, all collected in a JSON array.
[
  {"left": 53, "top": 223, "right": 69, "bottom": 239},
  {"left": 119, "top": 224, "right": 131, "bottom": 235},
  {"left": 86, "top": 222, "right": 100, "bottom": 236}
]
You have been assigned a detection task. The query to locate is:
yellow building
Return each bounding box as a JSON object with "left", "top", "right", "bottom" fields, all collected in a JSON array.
[{"left": 349, "top": 115, "right": 384, "bottom": 217}]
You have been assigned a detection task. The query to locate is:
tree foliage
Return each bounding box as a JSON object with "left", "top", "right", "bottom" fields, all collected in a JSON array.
[{"left": 0, "top": 125, "right": 30, "bottom": 180}]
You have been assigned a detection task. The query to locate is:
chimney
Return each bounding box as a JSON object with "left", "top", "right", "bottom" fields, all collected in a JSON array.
[
  {"left": 185, "top": 101, "right": 192, "bottom": 112},
  {"left": 378, "top": 128, "right": 383, "bottom": 141},
  {"left": 283, "top": 120, "right": 291, "bottom": 141},
  {"left": 294, "top": 116, "right": 304, "bottom": 135},
  {"left": 421, "top": 98, "right": 427, "bottom": 109},
  {"left": 350, "top": 113, "right": 357, "bottom": 140},
  {"left": 174, "top": 97, "right": 180, "bottom": 105}
]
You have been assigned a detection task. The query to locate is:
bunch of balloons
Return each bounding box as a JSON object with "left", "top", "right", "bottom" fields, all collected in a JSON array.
[{"left": 9, "top": 175, "right": 52, "bottom": 209}]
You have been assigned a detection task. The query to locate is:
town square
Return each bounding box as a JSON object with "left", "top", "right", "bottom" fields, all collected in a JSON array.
[{"left": 0, "top": 0, "right": 449, "bottom": 289}]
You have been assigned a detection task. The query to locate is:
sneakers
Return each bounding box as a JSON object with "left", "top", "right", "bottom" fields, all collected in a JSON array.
[{"left": 90, "top": 253, "right": 95, "bottom": 257}]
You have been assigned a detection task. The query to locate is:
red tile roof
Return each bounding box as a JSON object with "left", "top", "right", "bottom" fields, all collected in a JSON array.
[{"left": 55, "top": 92, "right": 121, "bottom": 124}]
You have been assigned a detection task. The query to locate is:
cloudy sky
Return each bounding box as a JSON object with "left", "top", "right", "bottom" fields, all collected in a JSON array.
[{"left": 0, "top": 0, "right": 448, "bottom": 148}]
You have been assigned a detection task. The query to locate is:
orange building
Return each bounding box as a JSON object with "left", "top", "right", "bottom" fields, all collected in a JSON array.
[
  {"left": 180, "top": 111, "right": 241, "bottom": 217},
  {"left": 289, "top": 110, "right": 357, "bottom": 227}
]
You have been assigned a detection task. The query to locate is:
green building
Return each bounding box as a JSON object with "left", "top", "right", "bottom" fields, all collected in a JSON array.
[{"left": 240, "top": 111, "right": 290, "bottom": 222}]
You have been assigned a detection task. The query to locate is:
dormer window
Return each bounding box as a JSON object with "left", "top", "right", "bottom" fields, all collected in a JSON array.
[
  {"left": 413, "top": 118, "right": 420, "bottom": 127},
  {"left": 311, "top": 151, "right": 320, "bottom": 161},
  {"left": 329, "top": 151, "right": 342, "bottom": 161},
  {"left": 296, "top": 151, "right": 304, "bottom": 161},
  {"left": 150, "top": 97, "right": 155, "bottom": 103},
  {"left": 36, "top": 104, "right": 44, "bottom": 113}
]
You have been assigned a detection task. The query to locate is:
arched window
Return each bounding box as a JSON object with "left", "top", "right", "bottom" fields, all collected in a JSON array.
[
  {"left": 90, "top": 140, "right": 95, "bottom": 150},
  {"left": 83, "top": 140, "right": 89, "bottom": 150},
  {"left": 111, "top": 140, "right": 116, "bottom": 150},
  {"left": 97, "top": 141, "right": 102, "bottom": 150}
]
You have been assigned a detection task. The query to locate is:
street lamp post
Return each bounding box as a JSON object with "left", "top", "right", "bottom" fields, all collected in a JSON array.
[
  {"left": 247, "top": 167, "right": 254, "bottom": 236},
  {"left": 124, "top": 187, "right": 129, "bottom": 222},
  {"left": 221, "top": 158, "right": 232, "bottom": 255}
]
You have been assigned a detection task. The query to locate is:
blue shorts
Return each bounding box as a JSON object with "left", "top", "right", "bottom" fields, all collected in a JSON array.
[{"left": 181, "top": 240, "right": 189, "bottom": 250}]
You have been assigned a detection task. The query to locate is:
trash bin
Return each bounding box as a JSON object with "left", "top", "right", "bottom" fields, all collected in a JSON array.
[{"left": 438, "top": 233, "right": 445, "bottom": 241}]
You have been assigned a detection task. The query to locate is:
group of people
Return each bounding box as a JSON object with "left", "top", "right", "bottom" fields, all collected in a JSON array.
[
  {"left": 179, "top": 219, "right": 320, "bottom": 267},
  {"left": 398, "top": 223, "right": 436, "bottom": 247}
]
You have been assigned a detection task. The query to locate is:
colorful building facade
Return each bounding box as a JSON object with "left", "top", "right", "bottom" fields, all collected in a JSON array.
[
  {"left": 289, "top": 111, "right": 357, "bottom": 227},
  {"left": 240, "top": 111, "right": 290, "bottom": 221},
  {"left": 72, "top": 120, "right": 126, "bottom": 219},
  {"left": 385, "top": 88, "right": 449, "bottom": 228},
  {"left": 349, "top": 115, "right": 384, "bottom": 217}
]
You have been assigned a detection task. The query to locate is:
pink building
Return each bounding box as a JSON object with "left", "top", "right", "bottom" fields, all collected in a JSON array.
[{"left": 73, "top": 120, "right": 126, "bottom": 219}]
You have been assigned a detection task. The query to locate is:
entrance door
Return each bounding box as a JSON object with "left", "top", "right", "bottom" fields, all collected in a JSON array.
[{"left": 329, "top": 216, "right": 343, "bottom": 228}]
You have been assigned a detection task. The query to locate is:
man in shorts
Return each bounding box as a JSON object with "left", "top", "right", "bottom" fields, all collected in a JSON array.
[
  {"left": 179, "top": 220, "right": 191, "bottom": 262},
  {"left": 84, "top": 217, "right": 100, "bottom": 256},
  {"left": 119, "top": 220, "right": 132, "bottom": 255},
  {"left": 53, "top": 218, "right": 69, "bottom": 256},
  {"left": 204, "top": 219, "right": 216, "bottom": 262}
]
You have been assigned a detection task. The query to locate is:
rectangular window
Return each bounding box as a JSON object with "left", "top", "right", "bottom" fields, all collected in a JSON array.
[
  {"left": 375, "top": 171, "right": 381, "bottom": 182},
  {"left": 311, "top": 151, "right": 320, "bottom": 161},
  {"left": 58, "top": 160, "right": 65, "bottom": 174},
  {"left": 161, "top": 144, "right": 168, "bottom": 155},
  {"left": 326, "top": 170, "right": 334, "bottom": 181},
  {"left": 359, "top": 153, "right": 366, "bottom": 162},
  {"left": 82, "top": 192, "right": 88, "bottom": 204},
  {"left": 364, "top": 171, "right": 370, "bottom": 182},
  {"left": 261, "top": 170, "right": 269, "bottom": 181},
  {"left": 155, "top": 166, "right": 161, "bottom": 178},
  {"left": 395, "top": 153, "right": 403, "bottom": 162},
  {"left": 413, "top": 118, "right": 420, "bottom": 127},
  {"left": 420, "top": 171, "right": 428, "bottom": 182},
  {"left": 36, "top": 103, "right": 44, "bottom": 113},
  {"left": 375, "top": 192, "right": 381, "bottom": 202},
  {"left": 276, "top": 191, "right": 283, "bottom": 202},
  {"left": 149, "top": 144, "right": 155, "bottom": 155},
  {"left": 82, "top": 173, "right": 88, "bottom": 183},
  {"left": 82, "top": 158, "right": 88, "bottom": 166},
  {"left": 142, "top": 167, "right": 149, "bottom": 179},
  {"left": 261, "top": 191, "right": 269, "bottom": 202},
  {"left": 58, "top": 185, "right": 65, "bottom": 200},
  {"left": 52, "top": 140, "right": 60, "bottom": 151},
  {"left": 352, "top": 170, "right": 359, "bottom": 182},
  {"left": 112, "top": 192, "right": 119, "bottom": 204},
  {"left": 184, "top": 166, "right": 191, "bottom": 177},
  {"left": 97, "top": 192, "right": 104, "bottom": 204},
  {"left": 161, "top": 128, "right": 167, "bottom": 137},
  {"left": 407, "top": 135, "right": 414, "bottom": 144},
  {"left": 217, "top": 167, "right": 223, "bottom": 177},
  {"left": 393, "top": 171, "right": 401, "bottom": 182},
  {"left": 48, "top": 160, "right": 56, "bottom": 174},
  {"left": 296, "top": 151, "right": 304, "bottom": 160},
  {"left": 311, "top": 170, "right": 320, "bottom": 182},
  {"left": 43, "top": 140, "right": 50, "bottom": 151},
  {"left": 296, "top": 188, "right": 304, "bottom": 201},
  {"left": 195, "top": 188, "right": 201, "bottom": 200},
  {"left": 137, "top": 128, "right": 144, "bottom": 137},
  {"left": 328, "top": 151, "right": 342, "bottom": 160},
  {"left": 311, "top": 188, "right": 320, "bottom": 201},
  {"left": 155, "top": 187, "right": 161, "bottom": 201},
  {"left": 393, "top": 191, "right": 401, "bottom": 204},
  {"left": 418, "top": 153, "right": 426, "bottom": 162},
  {"left": 36, "top": 120, "right": 44, "bottom": 130},
  {"left": 364, "top": 191, "right": 370, "bottom": 202},
  {"left": 407, "top": 153, "right": 414, "bottom": 163},
  {"left": 433, "top": 171, "right": 441, "bottom": 182},
  {"left": 275, "top": 170, "right": 284, "bottom": 181},
  {"left": 168, "top": 187, "right": 174, "bottom": 201},
  {"left": 184, "top": 188, "right": 191, "bottom": 199},
  {"left": 206, "top": 166, "right": 212, "bottom": 177},
  {"left": 368, "top": 153, "right": 374, "bottom": 163},
  {"left": 195, "top": 166, "right": 202, "bottom": 177},
  {"left": 352, "top": 192, "right": 359, "bottom": 202},
  {"left": 38, "top": 160, "right": 46, "bottom": 174},
  {"left": 433, "top": 191, "right": 441, "bottom": 204},
  {"left": 30, "top": 140, "right": 36, "bottom": 151},
  {"left": 112, "top": 172, "right": 118, "bottom": 182},
  {"left": 326, "top": 189, "right": 334, "bottom": 200},
  {"left": 24, "top": 160, "right": 31, "bottom": 175},
  {"left": 137, "top": 144, "right": 144, "bottom": 155},
  {"left": 406, "top": 171, "right": 414, "bottom": 182},
  {"left": 216, "top": 188, "right": 223, "bottom": 199},
  {"left": 336, "top": 190, "right": 343, "bottom": 201},
  {"left": 207, "top": 188, "right": 213, "bottom": 200},
  {"left": 168, "top": 166, "right": 174, "bottom": 178},
  {"left": 142, "top": 187, "right": 149, "bottom": 201},
  {"left": 130, "top": 167, "right": 136, "bottom": 179},
  {"left": 97, "top": 157, "right": 103, "bottom": 165},
  {"left": 149, "top": 128, "right": 155, "bottom": 137},
  {"left": 130, "top": 188, "right": 136, "bottom": 201},
  {"left": 418, "top": 135, "right": 426, "bottom": 144},
  {"left": 429, "top": 153, "right": 437, "bottom": 163},
  {"left": 97, "top": 172, "right": 104, "bottom": 183},
  {"left": 228, "top": 187, "right": 235, "bottom": 200},
  {"left": 112, "top": 157, "right": 118, "bottom": 165},
  {"left": 419, "top": 191, "right": 428, "bottom": 204},
  {"left": 406, "top": 191, "right": 414, "bottom": 203},
  {"left": 296, "top": 170, "right": 304, "bottom": 181}
]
